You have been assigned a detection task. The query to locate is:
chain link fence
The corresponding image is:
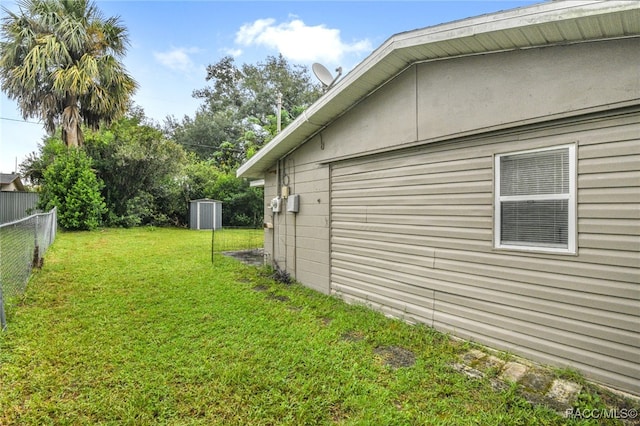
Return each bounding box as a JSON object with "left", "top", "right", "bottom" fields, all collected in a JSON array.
[{"left": 0, "top": 207, "right": 57, "bottom": 329}]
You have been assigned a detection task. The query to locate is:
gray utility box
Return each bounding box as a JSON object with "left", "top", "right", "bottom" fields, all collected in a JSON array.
[
  {"left": 189, "top": 199, "right": 222, "bottom": 230},
  {"left": 287, "top": 194, "right": 299, "bottom": 213}
]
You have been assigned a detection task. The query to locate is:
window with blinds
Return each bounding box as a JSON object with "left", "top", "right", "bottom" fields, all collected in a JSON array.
[{"left": 494, "top": 145, "right": 576, "bottom": 253}]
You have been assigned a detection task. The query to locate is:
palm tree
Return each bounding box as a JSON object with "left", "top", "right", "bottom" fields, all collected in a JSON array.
[{"left": 0, "top": 0, "right": 137, "bottom": 147}]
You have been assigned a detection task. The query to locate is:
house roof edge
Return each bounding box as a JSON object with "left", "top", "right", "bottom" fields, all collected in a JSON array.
[{"left": 237, "top": 0, "right": 640, "bottom": 179}]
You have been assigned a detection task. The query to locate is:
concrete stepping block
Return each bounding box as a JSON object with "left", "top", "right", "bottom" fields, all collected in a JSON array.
[
  {"left": 500, "top": 361, "right": 529, "bottom": 383},
  {"left": 546, "top": 379, "right": 582, "bottom": 406},
  {"left": 478, "top": 355, "right": 505, "bottom": 371},
  {"left": 461, "top": 349, "right": 486, "bottom": 365}
]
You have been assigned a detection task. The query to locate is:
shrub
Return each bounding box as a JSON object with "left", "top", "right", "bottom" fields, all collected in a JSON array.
[{"left": 38, "top": 149, "right": 107, "bottom": 230}]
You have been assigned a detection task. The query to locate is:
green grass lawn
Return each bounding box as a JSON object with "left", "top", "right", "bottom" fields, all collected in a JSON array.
[{"left": 0, "top": 228, "right": 578, "bottom": 425}]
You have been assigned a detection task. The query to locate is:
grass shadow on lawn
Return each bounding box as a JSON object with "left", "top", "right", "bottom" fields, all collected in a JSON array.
[{"left": 0, "top": 228, "right": 614, "bottom": 425}]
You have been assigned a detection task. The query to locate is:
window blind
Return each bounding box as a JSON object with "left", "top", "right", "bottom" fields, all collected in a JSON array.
[
  {"left": 498, "top": 147, "right": 571, "bottom": 249},
  {"left": 501, "top": 200, "right": 568, "bottom": 246},
  {"left": 500, "top": 149, "right": 569, "bottom": 196}
]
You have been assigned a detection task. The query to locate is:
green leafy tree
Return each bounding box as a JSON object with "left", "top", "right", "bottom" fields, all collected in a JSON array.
[
  {"left": 165, "top": 109, "right": 241, "bottom": 162},
  {"left": 194, "top": 54, "right": 321, "bottom": 128},
  {"left": 38, "top": 148, "right": 106, "bottom": 230},
  {"left": 211, "top": 173, "right": 263, "bottom": 227},
  {"left": 0, "top": 0, "right": 137, "bottom": 147},
  {"left": 19, "top": 133, "right": 66, "bottom": 186},
  {"left": 170, "top": 54, "right": 321, "bottom": 169},
  {"left": 163, "top": 55, "right": 317, "bottom": 229},
  {"left": 84, "top": 110, "right": 187, "bottom": 227},
  {"left": 22, "top": 108, "right": 190, "bottom": 228},
  {"left": 181, "top": 158, "right": 220, "bottom": 200},
  {"left": 180, "top": 159, "right": 263, "bottom": 227},
  {"left": 239, "top": 54, "right": 320, "bottom": 128}
]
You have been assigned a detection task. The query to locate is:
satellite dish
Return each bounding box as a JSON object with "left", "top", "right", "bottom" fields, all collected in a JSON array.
[
  {"left": 312, "top": 63, "right": 342, "bottom": 90},
  {"left": 312, "top": 63, "right": 334, "bottom": 87}
]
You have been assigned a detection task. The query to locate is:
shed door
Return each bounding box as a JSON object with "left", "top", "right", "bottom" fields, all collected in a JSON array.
[
  {"left": 330, "top": 152, "right": 438, "bottom": 325},
  {"left": 199, "top": 202, "right": 215, "bottom": 229}
]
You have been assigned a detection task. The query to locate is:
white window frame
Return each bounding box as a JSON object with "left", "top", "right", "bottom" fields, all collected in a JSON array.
[{"left": 494, "top": 144, "right": 577, "bottom": 254}]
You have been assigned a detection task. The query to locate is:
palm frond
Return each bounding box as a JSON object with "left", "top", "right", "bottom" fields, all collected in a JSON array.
[{"left": 0, "top": 0, "right": 136, "bottom": 146}]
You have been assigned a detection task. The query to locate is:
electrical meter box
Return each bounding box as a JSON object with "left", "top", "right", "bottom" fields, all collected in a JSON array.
[
  {"left": 270, "top": 197, "right": 282, "bottom": 213},
  {"left": 287, "top": 194, "right": 299, "bottom": 213}
]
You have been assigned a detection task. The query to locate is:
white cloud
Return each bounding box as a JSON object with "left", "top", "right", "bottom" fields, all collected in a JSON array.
[
  {"left": 222, "top": 47, "right": 243, "bottom": 58},
  {"left": 236, "top": 18, "right": 276, "bottom": 45},
  {"left": 154, "top": 47, "right": 201, "bottom": 72},
  {"left": 235, "top": 18, "right": 372, "bottom": 65}
]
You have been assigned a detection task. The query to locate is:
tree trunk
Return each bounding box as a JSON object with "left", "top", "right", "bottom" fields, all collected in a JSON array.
[
  {"left": 62, "top": 95, "right": 82, "bottom": 148},
  {"left": 65, "top": 119, "right": 79, "bottom": 148}
]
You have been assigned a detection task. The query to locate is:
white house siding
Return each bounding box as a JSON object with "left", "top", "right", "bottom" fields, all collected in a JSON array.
[{"left": 329, "top": 111, "right": 640, "bottom": 394}]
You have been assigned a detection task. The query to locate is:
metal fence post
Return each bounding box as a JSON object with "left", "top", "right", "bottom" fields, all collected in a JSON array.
[
  {"left": 0, "top": 282, "right": 6, "bottom": 330},
  {"left": 211, "top": 226, "right": 216, "bottom": 264}
]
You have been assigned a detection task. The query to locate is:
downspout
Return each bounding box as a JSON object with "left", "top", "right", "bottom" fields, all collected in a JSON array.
[
  {"left": 271, "top": 206, "right": 276, "bottom": 269},
  {"left": 272, "top": 159, "right": 281, "bottom": 269}
]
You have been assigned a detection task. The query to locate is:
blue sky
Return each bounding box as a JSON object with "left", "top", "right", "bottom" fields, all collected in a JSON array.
[{"left": 0, "top": 0, "right": 540, "bottom": 174}]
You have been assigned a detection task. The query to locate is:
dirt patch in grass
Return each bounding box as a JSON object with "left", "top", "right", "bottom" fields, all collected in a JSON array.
[
  {"left": 223, "top": 249, "right": 264, "bottom": 267},
  {"left": 266, "top": 293, "right": 290, "bottom": 303},
  {"left": 341, "top": 330, "right": 365, "bottom": 343},
  {"left": 330, "top": 403, "right": 349, "bottom": 422},
  {"left": 374, "top": 346, "right": 416, "bottom": 369},
  {"left": 252, "top": 284, "right": 269, "bottom": 292}
]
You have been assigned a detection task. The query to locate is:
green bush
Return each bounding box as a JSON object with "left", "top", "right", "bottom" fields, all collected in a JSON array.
[{"left": 38, "top": 149, "right": 107, "bottom": 230}]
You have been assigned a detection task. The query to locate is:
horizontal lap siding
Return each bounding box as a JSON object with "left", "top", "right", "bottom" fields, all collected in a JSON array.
[
  {"left": 279, "top": 157, "right": 330, "bottom": 294},
  {"left": 330, "top": 116, "right": 640, "bottom": 394}
]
